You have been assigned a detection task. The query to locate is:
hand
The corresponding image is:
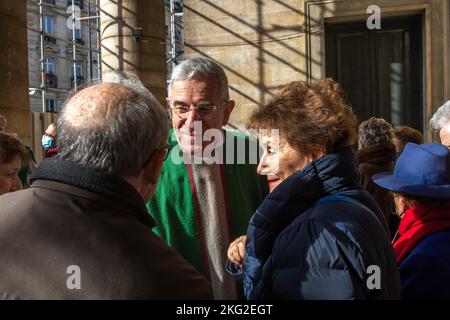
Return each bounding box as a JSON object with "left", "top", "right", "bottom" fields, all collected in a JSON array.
[{"left": 227, "top": 235, "right": 247, "bottom": 266}]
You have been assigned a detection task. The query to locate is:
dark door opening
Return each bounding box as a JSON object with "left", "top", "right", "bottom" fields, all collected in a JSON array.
[{"left": 325, "top": 14, "right": 423, "bottom": 130}]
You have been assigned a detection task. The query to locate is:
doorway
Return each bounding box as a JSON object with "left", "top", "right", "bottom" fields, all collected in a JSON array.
[{"left": 325, "top": 14, "right": 423, "bottom": 130}]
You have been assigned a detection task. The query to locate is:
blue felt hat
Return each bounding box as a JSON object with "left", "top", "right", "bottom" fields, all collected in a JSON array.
[{"left": 373, "top": 143, "right": 450, "bottom": 198}]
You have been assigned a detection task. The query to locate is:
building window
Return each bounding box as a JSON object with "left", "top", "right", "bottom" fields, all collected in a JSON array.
[
  {"left": 70, "top": 61, "right": 85, "bottom": 88},
  {"left": 44, "top": 0, "right": 56, "bottom": 5},
  {"left": 74, "top": 28, "right": 81, "bottom": 40},
  {"left": 44, "top": 15, "right": 56, "bottom": 44},
  {"left": 44, "top": 16, "right": 54, "bottom": 35},
  {"left": 45, "top": 57, "right": 55, "bottom": 74},
  {"left": 45, "top": 57, "right": 57, "bottom": 88},
  {"left": 70, "top": 61, "right": 83, "bottom": 77},
  {"left": 68, "top": 0, "right": 84, "bottom": 9},
  {"left": 70, "top": 28, "right": 85, "bottom": 45},
  {"left": 46, "top": 99, "right": 56, "bottom": 113}
]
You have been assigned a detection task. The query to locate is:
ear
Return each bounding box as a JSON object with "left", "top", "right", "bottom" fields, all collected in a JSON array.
[
  {"left": 221, "top": 100, "right": 235, "bottom": 126},
  {"left": 309, "top": 148, "right": 326, "bottom": 162}
]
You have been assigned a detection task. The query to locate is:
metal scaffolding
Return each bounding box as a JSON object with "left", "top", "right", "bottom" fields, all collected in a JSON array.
[
  {"left": 28, "top": 0, "right": 102, "bottom": 113},
  {"left": 166, "top": 0, "right": 184, "bottom": 81}
]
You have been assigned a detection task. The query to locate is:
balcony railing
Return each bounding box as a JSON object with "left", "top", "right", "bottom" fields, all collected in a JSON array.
[
  {"left": 70, "top": 75, "right": 85, "bottom": 89},
  {"left": 75, "top": 38, "right": 85, "bottom": 46},
  {"left": 44, "top": 35, "right": 56, "bottom": 45}
]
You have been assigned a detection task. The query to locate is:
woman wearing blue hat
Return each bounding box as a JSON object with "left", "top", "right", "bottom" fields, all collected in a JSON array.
[{"left": 373, "top": 143, "right": 450, "bottom": 299}]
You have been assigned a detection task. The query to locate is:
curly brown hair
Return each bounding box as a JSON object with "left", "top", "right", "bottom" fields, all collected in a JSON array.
[
  {"left": 358, "top": 117, "right": 393, "bottom": 146},
  {"left": 0, "top": 132, "right": 28, "bottom": 164},
  {"left": 392, "top": 126, "right": 424, "bottom": 152},
  {"left": 247, "top": 78, "right": 358, "bottom": 154}
]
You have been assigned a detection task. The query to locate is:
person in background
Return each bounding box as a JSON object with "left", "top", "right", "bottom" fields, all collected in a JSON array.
[
  {"left": 42, "top": 123, "right": 58, "bottom": 157},
  {"left": 357, "top": 117, "right": 397, "bottom": 238},
  {"left": 0, "top": 114, "right": 7, "bottom": 132},
  {"left": 373, "top": 143, "right": 450, "bottom": 299},
  {"left": 0, "top": 114, "right": 36, "bottom": 188},
  {"left": 392, "top": 126, "right": 423, "bottom": 157},
  {"left": 0, "top": 132, "right": 28, "bottom": 196},
  {"left": 0, "top": 78, "right": 212, "bottom": 299},
  {"left": 227, "top": 79, "right": 400, "bottom": 299},
  {"left": 430, "top": 100, "right": 450, "bottom": 148}
]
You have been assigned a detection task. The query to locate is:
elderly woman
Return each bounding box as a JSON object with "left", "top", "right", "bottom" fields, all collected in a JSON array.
[
  {"left": 373, "top": 143, "right": 450, "bottom": 299},
  {"left": 357, "top": 117, "right": 397, "bottom": 237},
  {"left": 227, "top": 79, "right": 400, "bottom": 299},
  {"left": 0, "top": 132, "right": 28, "bottom": 195}
]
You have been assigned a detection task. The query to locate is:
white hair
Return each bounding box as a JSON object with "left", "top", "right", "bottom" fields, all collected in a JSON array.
[
  {"left": 430, "top": 100, "right": 450, "bottom": 131},
  {"left": 168, "top": 57, "right": 230, "bottom": 102}
]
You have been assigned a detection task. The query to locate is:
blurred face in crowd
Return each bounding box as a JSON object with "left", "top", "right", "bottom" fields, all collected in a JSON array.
[
  {"left": 440, "top": 122, "right": 450, "bottom": 149},
  {"left": 392, "top": 192, "right": 409, "bottom": 219},
  {"left": 169, "top": 77, "right": 234, "bottom": 155},
  {"left": 257, "top": 134, "right": 322, "bottom": 192},
  {"left": 0, "top": 118, "right": 6, "bottom": 132},
  {"left": 0, "top": 154, "right": 23, "bottom": 196}
]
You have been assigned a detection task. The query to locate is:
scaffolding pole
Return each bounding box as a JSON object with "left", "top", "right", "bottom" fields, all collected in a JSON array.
[
  {"left": 167, "top": 0, "right": 184, "bottom": 75},
  {"left": 39, "top": 0, "right": 46, "bottom": 113},
  {"left": 71, "top": 0, "right": 77, "bottom": 90},
  {"left": 169, "top": 0, "right": 176, "bottom": 69}
]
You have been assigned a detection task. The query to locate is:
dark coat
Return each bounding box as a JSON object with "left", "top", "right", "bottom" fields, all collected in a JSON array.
[
  {"left": 0, "top": 158, "right": 212, "bottom": 299},
  {"left": 228, "top": 147, "right": 401, "bottom": 300},
  {"left": 399, "top": 230, "right": 450, "bottom": 299},
  {"left": 357, "top": 143, "right": 396, "bottom": 235}
]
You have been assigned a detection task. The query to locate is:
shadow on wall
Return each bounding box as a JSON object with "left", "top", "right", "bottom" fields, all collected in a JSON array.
[{"left": 183, "top": 0, "right": 334, "bottom": 113}]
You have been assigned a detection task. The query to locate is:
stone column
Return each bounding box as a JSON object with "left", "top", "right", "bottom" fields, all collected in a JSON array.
[
  {"left": 100, "top": 0, "right": 166, "bottom": 104},
  {"left": 0, "top": 1, "right": 31, "bottom": 144}
]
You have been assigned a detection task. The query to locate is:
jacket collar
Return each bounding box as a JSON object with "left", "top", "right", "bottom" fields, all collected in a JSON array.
[
  {"left": 30, "top": 157, "right": 155, "bottom": 229},
  {"left": 394, "top": 204, "right": 450, "bottom": 263}
]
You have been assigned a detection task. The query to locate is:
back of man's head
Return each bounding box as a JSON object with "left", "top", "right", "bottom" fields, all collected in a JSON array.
[{"left": 57, "top": 78, "right": 169, "bottom": 178}]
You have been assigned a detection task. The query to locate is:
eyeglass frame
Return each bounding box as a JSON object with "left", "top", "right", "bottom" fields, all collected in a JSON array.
[
  {"left": 159, "top": 142, "right": 173, "bottom": 161},
  {"left": 168, "top": 100, "right": 229, "bottom": 119},
  {"left": 143, "top": 142, "right": 172, "bottom": 167}
]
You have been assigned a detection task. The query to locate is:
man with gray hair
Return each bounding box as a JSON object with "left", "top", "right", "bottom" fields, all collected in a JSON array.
[
  {"left": 0, "top": 79, "right": 212, "bottom": 299},
  {"left": 147, "top": 57, "right": 268, "bottom": 299},
  {"left": 430, "top": 100, "right": 450, "bottom": 148}
]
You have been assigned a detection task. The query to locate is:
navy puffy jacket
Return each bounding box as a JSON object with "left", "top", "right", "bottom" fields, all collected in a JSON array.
[{"left": 227, "top": 147, "right": 401, "bottom": 299}]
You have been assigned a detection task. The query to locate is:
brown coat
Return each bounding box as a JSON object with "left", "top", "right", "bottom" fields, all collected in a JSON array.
[
  {"left": 0, "top": 158, "right": 212, "bottom": 299},
  {"left": 356, "top": 142, "right": 396, "bottom": 226}
]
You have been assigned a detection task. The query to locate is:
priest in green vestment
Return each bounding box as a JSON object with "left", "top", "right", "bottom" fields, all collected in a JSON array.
[{"left": 146, "top": 58, "right": 268, "bottom": 299}]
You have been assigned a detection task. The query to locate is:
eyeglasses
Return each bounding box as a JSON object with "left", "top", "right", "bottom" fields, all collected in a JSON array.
[
  {"left": 159, "top": 142, "right": 173, "bottom": 161},
  {"left": 169, "top": 101, "right": 228, "bottom": 119}
]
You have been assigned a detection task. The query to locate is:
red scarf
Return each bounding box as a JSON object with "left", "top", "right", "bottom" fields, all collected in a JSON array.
[{"left": 394, "top": 204, "right": 450, "bottom": 264}]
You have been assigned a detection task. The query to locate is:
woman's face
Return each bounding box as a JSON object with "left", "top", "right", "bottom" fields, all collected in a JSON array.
[
  {"left": 257, "top": 134, "right": 315, "bottom": 192},
  {"left": 0, "top": 154, "right": 23, "bottom": 196}
]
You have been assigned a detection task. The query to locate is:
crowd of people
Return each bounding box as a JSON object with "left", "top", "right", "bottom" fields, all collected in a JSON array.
[{"left": 0, "top": 57, "right": 449, "bottom": 300}]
